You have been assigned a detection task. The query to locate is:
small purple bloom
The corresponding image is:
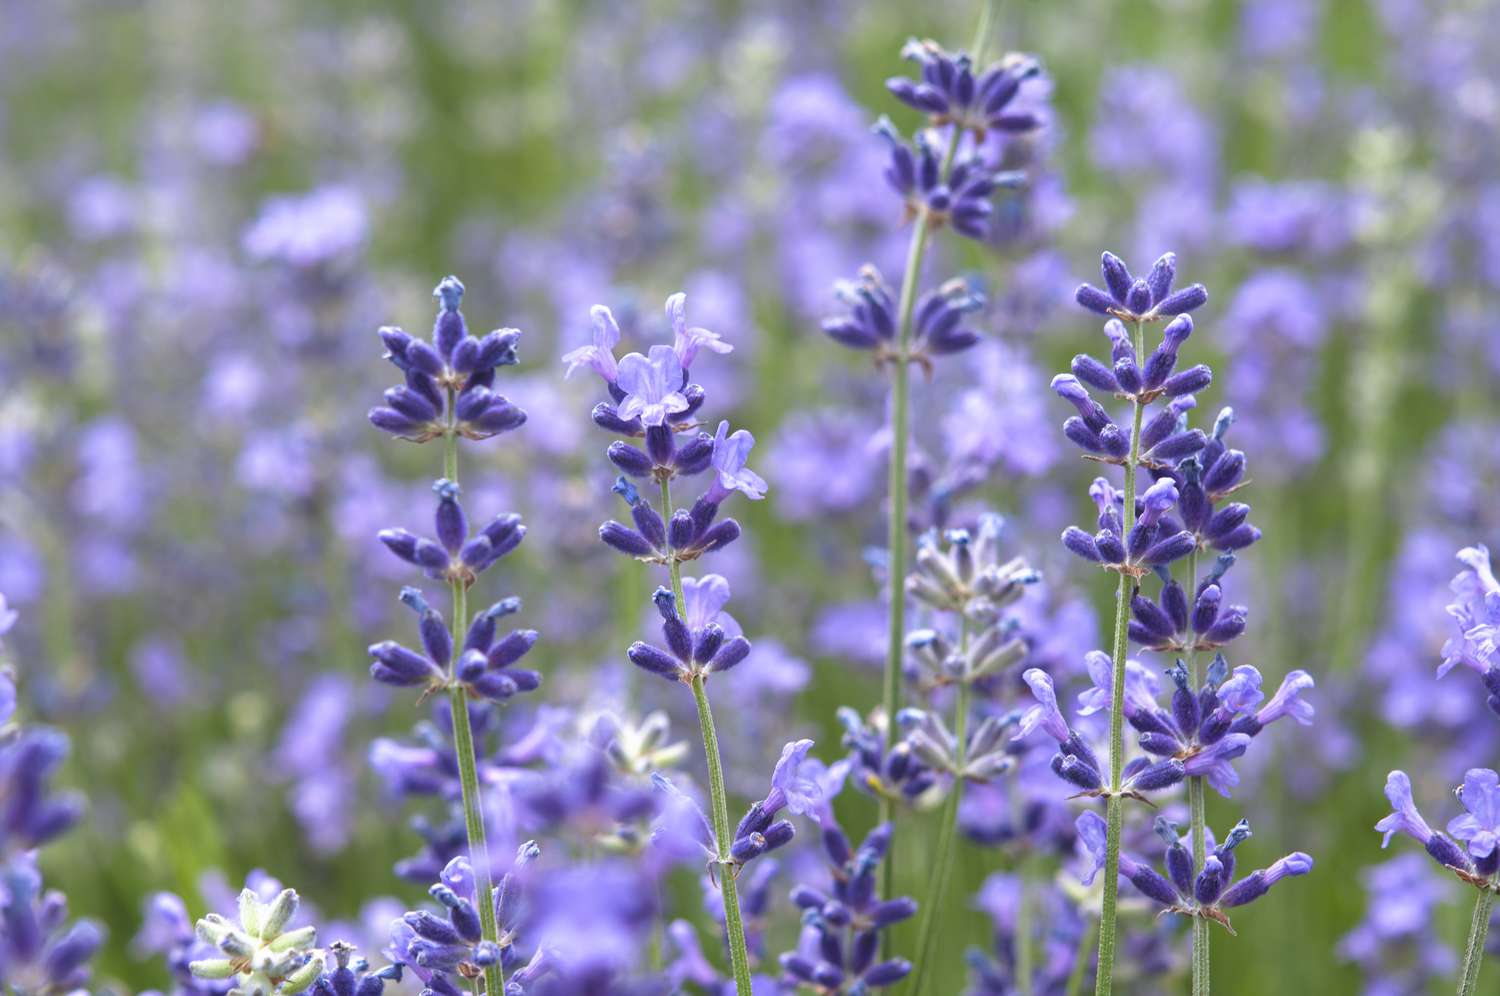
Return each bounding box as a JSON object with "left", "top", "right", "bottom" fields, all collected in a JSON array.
[
  {"left": 1376, "top": 771, "right": 1436, "bottom": 848},
  {"left": 615, "top": 345, "right": 690, "bottom": 427},
  {"left": 562, "top": 305, "right": 622, "bottom": 383},
  {"left": 706, "top": 421, "right": 767, "bottom": 503},
  {"left": 1255, "top": 669, "right": 1315, "bottom": 726},
  {"left": 666, "top": 292, "right": 731, "bottom": 370},
  {"left": 1015, "top": 668, "right": 1070, "bottom": 743},
  {"left": 1446, "top": 768, "right": 1500, "bottom": 859}
]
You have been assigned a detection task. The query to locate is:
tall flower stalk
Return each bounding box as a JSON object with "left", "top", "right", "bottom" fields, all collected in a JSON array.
[
  {"left": 825, "top": 3, "right": 1041, "bottom": 911},
  {"left": 572, "top": 292, "right": 770, "bottom": 995},
  {"left": 367, "top": 275, "right": 532, "bottom": 995},
  {"left": 900, "top": 520, "right": 1037, "bottom": 993},
  {"left": 1039, "top": 251, "right": 1313, "bottom": 993}
]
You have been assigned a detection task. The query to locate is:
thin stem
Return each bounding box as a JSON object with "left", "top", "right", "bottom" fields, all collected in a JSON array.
[
  {"left": 663, "top": 479, "right": 753, "bottom": 996},
  {"left": 906, "top": 623, "right": 971, "bottom": 994},
  {"left": 1016, "top": 856, "right": 1035, "bottom": 996},
  {"left": 442, "top": 403, "right": 506, "bottom": 996},
  {"left": 1458, "top": 887, "right": 1495, "bottom": 996},
  {"left": 877, "top": 0, "right": 995, "bottom": 914},
  {"left": 1066, "top": 918, "right": 1098, "bottom": 996},
  {"left": 1094, "top": 323, "right": 1147, "bottom": 996},
  {"left": 1182, "top": 549, "right": 1210, "bottom": 996}
]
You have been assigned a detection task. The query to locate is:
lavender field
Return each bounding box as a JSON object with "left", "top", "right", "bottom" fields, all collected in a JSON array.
[{"left": 1, "top": 0, "right": 1497, "bottom": 993}]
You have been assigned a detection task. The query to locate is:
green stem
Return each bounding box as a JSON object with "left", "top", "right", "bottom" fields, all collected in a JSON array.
[
  {"left": 906, "top": 625, "right": 971, "bottom": 994},
  {"left": 663, "top": 479, "right": 752, "bottom": 996},
  {"left": 442, "top": 408, "right": 506, "bottom": 996},
  {"left": 877, "top": 0, "right": 995, "bottom": 915},
  {"left": 1458, "top": 888, "right": 1495, "bottom": 996},
  {"left": 1094, "top": 322, "right": 1147, "bottom": 996},
  {"left": 1066, "top": 918, "right": 1097, "bottom": 996},
  {"left": 1016, "top": 858, "right": 1035, "bottom": 996},
  {"left": 1182, "top": 549, "right": 1210, "bottom": 996}
]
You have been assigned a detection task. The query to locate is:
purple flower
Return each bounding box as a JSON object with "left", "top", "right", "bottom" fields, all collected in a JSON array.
[
  {"left": 562, "top": 305, "right": 621, "bottom": 383},
  {"left": 1076, "top": 650, "right": 1159, "bottom": 721},
  {"left": 1075, "top": 251, "right": 1208, "bottom": 324},
  {"left": 666, "top": 292, "right": 731, "bottom": 370},
  {"left": 1015, "top": 668, "right": 1071, "bottom": 743},
  {"left": 1439, "top": 544, "right": 1500, "bottom": 679},
  {"left": 705, "top": 421, "right": 767, "bottom": 504},
  {"left": 1254, "top": 670, "right": 1315, "bottom": 727},
  {"left": 1376, "top": 771, "right": 1439, "bottom": 849},
  {"left": 1075, "top": 810, "right": 1109, "bottom": 886},
  {"left": 616, "top": 345, "right": 690, "bottom": 427},
  {"left": 1446, "top": 768, "right": 1500, "bottom": 859},
  {"left": 885, "top": 39, "right": 1043, "bottom": 139},
  {"left": 681, "top": 574, "right": 740, "bottom": 637}
]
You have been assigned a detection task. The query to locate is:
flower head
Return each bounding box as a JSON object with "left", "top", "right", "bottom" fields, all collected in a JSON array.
[
  {"left": 616, "top": 345, "right": 690, "bottom": 427},
  {"left": 1447, "top": 768, "right": 1500, "bottom": 860},
  {"left": 695, "top": 424, "right": 766, "bottom": 509}
]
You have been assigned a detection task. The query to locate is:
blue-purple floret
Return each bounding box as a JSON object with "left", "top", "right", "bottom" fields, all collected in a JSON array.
[
  {"left": 369, "top": 276, "right": 527, "bottom": 442},
  {"left": 627, "top": 586, "right": 751, "bottom": 683},
  {"left": 1080, "top": 812, "right": 1311, "bottom": 923},
  {"left": 779, "top": 819, "right": 915, "bottom": 992},
  {"left": 886, "top": 39, "right": 1043, "bottom": 139},
  {"left": 875, "top": 118, "right": 1024, "bottom": 239},
  {"left": 822, "top": 266, "right": 989, "bottom": 360}
]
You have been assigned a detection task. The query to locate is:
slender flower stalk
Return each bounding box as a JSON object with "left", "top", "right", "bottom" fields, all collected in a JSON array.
[
  {"left": 907, "top": 620, "right": 969, "bottom": 995},
  {"left": 1459, "top": 889, "right": 1495, "bottom": 996},
  {"left": 1180, "top": 546, "right": 1210, "bottom": 994},
  {"left": 1094, "top": 319, "right": 1146, "bottom": 996},
  {"left": 441, "top": 421, "right": 506, "bottom": 996},
  {"left": 367, "top": 276, "right": 531, "bottom": 996},
  {"left": 576, "top": 292, "right": 768, "bottom": 996},
  {"left": 828, "top": 0, "right": 1040, "bottom": 923},
  {"left": 664, "top": 477, "right": 754, "bottom": 994}
]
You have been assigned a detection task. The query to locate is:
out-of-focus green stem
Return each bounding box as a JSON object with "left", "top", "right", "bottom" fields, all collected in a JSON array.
[
  {"left": 878, "top": 0, "right": 994, "bottom": 925},
  {"left": 1067, "top": 916, "right": 1097, "bottom": 996},
  {"left": 442, "top": 401, "right": 506, "bottom": 996},
  {"left": 1094, "top": 322, "right": 1146, "bottom": 996},
  {"left": 1457, "top": 887, "right": 1495, "bottom": 996},
  {"left": 662, "top": 478, "right": 752, "bottom": 996},
  {"left": 906, "top": 623, "right": 971, "bottom": 994}
]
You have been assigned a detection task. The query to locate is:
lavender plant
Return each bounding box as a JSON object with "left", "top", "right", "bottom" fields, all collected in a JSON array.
[
  {"left": 570, "top": 291, "right": 777, "bottom": 995},
  {"left": 818, "top": 11, "right": 1043, "bottom": 908},
  {"left": 1035, "top": 252, "right": 1314, "bottom": 994},
  {"left": 365, "top": 275, "right": 532, "bottom": 995},
  {"left": 1377, "top": 543, "right": 1500, "bottom": 995}
]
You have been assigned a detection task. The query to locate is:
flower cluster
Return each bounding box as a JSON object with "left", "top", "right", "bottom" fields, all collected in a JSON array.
[
  {"left": 886, "top": 40, "right": 1041, "bottom": 138},
  {"left": 1377, "top": 769, "right": 1500, "bottom": 886},
  {"left": 387, "top": 847, "right": 536, "bottom": 993},
  {"left": 779, "top": 819, "right": 916, "bottom": 992},
  {"left": 1439, "top": 544, "right": 1500, "bottom": 717},
  {"left": 822, "top": 267, "right": 990, "bottom": 365},
  {"left": 1031, "top": 250, "right": 1314, "bottom": 990},
  {"left": 367, "top": 585, "right": 538, "bottom": 703},
  {"left": 1081, "top": 812, "right": 1313, "bottom": 931},
  {"left": 875, "top": 118, "right": 1024, "bottom": 239},
  {"left": 368, "top": 276, "right": 526, "bottom": 442},
  {"left": 189, "top": 888, "right": 323, "bottom": 994}
]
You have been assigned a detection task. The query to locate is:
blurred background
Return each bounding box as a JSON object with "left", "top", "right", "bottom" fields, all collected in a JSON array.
[{"left": 1, "top": 0, "right": 1496, "bottom": 992}]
